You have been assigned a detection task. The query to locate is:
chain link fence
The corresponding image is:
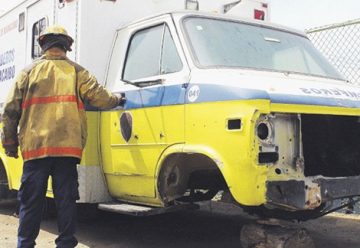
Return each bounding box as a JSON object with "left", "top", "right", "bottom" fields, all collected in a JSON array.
[
  {"left": 306, "top": 19, "right": 360, "bottom": 84},
  {"left": 308, "top": 19, "right": 360, "bottom": 215}
]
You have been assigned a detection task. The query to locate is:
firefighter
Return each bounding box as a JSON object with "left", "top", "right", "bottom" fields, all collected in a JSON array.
[{"left": 1, "top": 25, "right": 125, "bottom": 248}]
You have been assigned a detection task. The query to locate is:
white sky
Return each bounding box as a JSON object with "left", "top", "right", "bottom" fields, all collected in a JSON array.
[
  {"left": 0, "top": 0, "right": 359, "bottom": 30},
  {"left": 270, "top": 0, "right": 360, "bottom": 30}
]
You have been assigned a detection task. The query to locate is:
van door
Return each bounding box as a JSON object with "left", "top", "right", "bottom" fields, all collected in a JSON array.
[
  {"left": 26, "top": 0, "right": 53, "bottom": 64},
  {"left": 101, "top": 15, "right": 190, "bottom": 201}
]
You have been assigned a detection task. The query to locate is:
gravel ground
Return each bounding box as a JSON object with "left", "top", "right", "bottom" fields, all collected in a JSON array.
[{"left": 0, "top": 200, "right": 359, "bottom": 248}]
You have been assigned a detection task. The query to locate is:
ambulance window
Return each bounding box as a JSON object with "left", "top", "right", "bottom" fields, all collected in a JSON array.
[
  {"left": 18, "top": 12, "right": 25, "bottom": 32},
  {"left": 32, "top": 18, "right": 47, "bottom": 59},
  {"left": 123, "top": 24, "right": 182, "bottom": 81},
  {"left": 161, "top": 26, "right": 183, "bottom": 74},
  {"left": 123, "top": 25, "right": 163, "bottom": 81}
]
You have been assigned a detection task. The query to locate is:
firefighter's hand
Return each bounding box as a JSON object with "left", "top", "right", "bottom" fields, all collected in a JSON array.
[
  {"left": 116, "top": 92, "right": 126, "bottom": 107},
  {"left": 5, "top": 146, "right": 19, "bottom": 159}
]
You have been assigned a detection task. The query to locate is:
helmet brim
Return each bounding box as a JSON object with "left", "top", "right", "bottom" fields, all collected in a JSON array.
[{"left": 38, "top": 33, "right": 74, "bottom": 47}]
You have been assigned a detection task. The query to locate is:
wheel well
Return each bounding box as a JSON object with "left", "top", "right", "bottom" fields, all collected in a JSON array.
[{"left": 157, "top": 153, "right": 228, "bottom": 205}]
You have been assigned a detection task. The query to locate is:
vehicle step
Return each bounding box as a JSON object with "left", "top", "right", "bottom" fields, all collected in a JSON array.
[{"left": 98, "top": 202, "right": 199, "bottom": 216}]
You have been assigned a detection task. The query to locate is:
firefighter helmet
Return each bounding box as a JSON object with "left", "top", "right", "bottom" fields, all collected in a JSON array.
[{"left": 38, "top": 25, "right": 74, "bottom": 51}]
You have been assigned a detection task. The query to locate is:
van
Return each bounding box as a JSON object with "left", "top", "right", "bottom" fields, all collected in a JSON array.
[{"left": 1, "top": 0, "right": 359, "bottom": 220}]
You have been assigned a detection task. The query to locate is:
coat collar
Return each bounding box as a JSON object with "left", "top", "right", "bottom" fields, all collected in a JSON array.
[{"left": 43, "top": 49, "right": 67, "bottom": 60}]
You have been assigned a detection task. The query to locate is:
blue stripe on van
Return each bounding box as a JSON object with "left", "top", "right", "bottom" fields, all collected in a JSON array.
[
  {"left": 124, "top": 84, "right": 187, "bottom": 109},
  {"left": 116, "top": 84, "right": 269, "bottom": 110},
  {"left": 185, "top": 84, "right": 269, "bottom": 104},
  {"left": 270, "top": 93, "right": 360, "bottom": 108},
  {"left": 85, "top": 84, "right": 187, "bottom": 111},
  {"left": 85, "top": 83, "right": 360, "bottom": 111}
]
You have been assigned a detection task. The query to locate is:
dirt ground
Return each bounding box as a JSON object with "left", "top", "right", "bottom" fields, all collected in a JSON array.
[{"left": 0, "top": 200, "right": 359, "bottom": 248}]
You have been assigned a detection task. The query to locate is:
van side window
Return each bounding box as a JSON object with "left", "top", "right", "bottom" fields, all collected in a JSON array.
[
  {"left": 161, "top": 26, "right": 183, "bottom": 74},
  {"left": 123, "top": 24, "right": 183, "bottom": 81},
  {"left": 32, "top": 18, "right": 47, "bottom": 59},
  {"left": 123, "top": 25, "right": 163, "bottom": 81}
]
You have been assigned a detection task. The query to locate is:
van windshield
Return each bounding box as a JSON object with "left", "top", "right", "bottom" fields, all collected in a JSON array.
[{"left": 183, "top": 17, "right": 344, "bottom": 80}]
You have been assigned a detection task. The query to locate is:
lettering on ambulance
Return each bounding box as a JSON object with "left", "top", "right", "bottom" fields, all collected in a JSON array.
[
  {"left": 299, "top": 87, "right": 360, "bottom": 99},
  {"left": 0, "top": 19, "right": 18, "bottom": 83},
  {"left": 0, "top": 49, "right": 16, "bottom": 83},
  {"left": 0, "top": 20, "right": 18, "bottom": 38}
]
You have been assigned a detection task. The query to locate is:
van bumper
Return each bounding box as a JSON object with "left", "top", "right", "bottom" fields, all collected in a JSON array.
[{"left": 266, "top": 175, "right": 360, "bottom": 210}]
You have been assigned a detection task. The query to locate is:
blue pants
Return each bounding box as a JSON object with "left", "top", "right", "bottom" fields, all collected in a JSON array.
[{"left": 17, "top": 157, "right": 80, "bottom": 248}]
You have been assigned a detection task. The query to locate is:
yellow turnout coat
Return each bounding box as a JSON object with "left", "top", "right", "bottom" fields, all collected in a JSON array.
[{"left": 1, "top": 50, "right": 119, "bottom": 161}]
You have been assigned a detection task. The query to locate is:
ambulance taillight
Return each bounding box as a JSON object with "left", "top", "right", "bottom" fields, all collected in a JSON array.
[{"left": 254, "top": 9, "right": 265, "bottom": 20}]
